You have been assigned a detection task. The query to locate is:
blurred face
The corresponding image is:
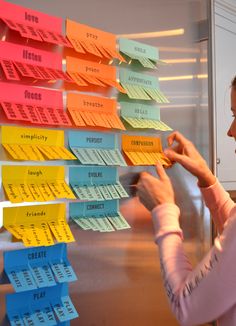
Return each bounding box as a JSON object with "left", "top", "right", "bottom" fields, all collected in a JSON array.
[{"left": 227, "top": 88, "right": 236, "bottom": 139}]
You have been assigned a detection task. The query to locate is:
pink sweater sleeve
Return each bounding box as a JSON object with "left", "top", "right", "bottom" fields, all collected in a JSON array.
[
  {"left": 200, "top": 179, "right": 236, "bottom": 232},
  {"left": 152, "top": 203, "right": 236, "bottom": 326}
]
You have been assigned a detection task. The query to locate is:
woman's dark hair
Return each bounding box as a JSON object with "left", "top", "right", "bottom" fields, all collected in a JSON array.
[{"left": 231, "top": 76, "right": 236, "bottom": 89}]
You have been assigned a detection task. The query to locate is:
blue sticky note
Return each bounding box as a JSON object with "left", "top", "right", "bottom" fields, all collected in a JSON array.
[
  {"left": 61, "top": 296, "right": 79, "bottom": 320},
  {"left": 7, "top": 311, "right": 25, "bottom": 326},
  {"left": 49, "top": 243, "right": 77, "bottom": 283}
]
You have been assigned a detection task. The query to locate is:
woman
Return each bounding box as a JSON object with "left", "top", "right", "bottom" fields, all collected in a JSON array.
[{"left": 136, "top": 77, "right": 236, "bottom": 326}]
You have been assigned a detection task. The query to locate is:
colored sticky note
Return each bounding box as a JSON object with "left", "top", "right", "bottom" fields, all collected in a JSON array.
[
  {"left": 119, "top": 38, "right": 161, "bottom": 68},
  {"left": 1, "top": 126, "right": 76, "bottom": 161},
  {"left": 66, "top": 19, "right": 125, "bottom": 62},
  {"left": 66, "top": 56, "right": 126, "bottom": 93},
  {"left": 119, "top": 68, "right": 169, "bottom": 103},
  {"left": 6, "top": 284, "right": 78, "bottom": 325},
  {"left": 67, "top": 92, "right": 125, "bottom": 130},
  {"left": 4, "top": 243, "right": 77, "bottom": 293},
  {"left": 70, "top": 200, "right": 130, "bottom": 232},
  {"left": 3, "top": 204, "right": 74, "bottom": 246},
  {"left": 0, "top": 1, "right": 71, "bottom": 47},
  {"left": 122, "top": 134, "right": 172, "bottom": 167},
  {"left": 68, "top": 130, "right": 126, "bottom": 166}
]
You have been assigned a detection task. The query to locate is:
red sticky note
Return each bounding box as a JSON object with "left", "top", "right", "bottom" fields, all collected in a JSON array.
[
  {"left": 0, "top": 60, "right": 20, "bottom": 81},
  {"left": 1, "top": 101, "right": 20, "bottom": 120}
]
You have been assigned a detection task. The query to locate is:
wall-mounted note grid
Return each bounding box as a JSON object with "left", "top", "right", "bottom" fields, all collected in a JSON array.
[
  {"left": 6, "top": 283, "right": 78, "bottom": 325},
  {"left": 67, "top": 92, "right": 125, "bottom": 130},
  {"left": 4, "top": 243, "right": 77, "bottom": 292},
  {"left": 66, "top": 19, "right": 125, "bottom": 62},
  {"left": 0, "top": 0, "right": 72, "bottom": 47},
  {"left": 120, "top": 101, "right": 172, "bottom": 131},
  {"left": 0, "top": 82, "right": 72, "bottom": 127},
  {"left": 0, "top": 41, "right": 72, "bottom": 83},
  {"left": 69, "top": 166, "right": 129, "bottom": 201},
  {"left": 66, "top": 56, "right": 126, "bottom": 93},
  {"left": 2, "top": 165, "right": 75, "bottom": 203},
  {"left": 1, "top": 126, "right": 76, "bottom": 161},
  {"left": 119, "top": 38, "right": 166, "bottom": 69},
  {"left": 68, "top": 130, "right": 127, "bottom": 166},
  {"left": 122, "top": 134, "right": 172, "bottom": 167},
  {"left": 119, "top": 68, "right": 169, "bottom": 103},
  {"left": 3, "top": 203, "right": 75, "bottom": 247},
  {"left": 70, "top": 200, "right": 131, "bottom": 232}
]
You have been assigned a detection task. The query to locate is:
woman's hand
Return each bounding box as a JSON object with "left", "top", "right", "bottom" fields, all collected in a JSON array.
[
  {"left": 164, "top": 131, "right": 216, "bottom": 187},
  {"left": 137, "top": 163, "right": 175, "bottom": 211}
]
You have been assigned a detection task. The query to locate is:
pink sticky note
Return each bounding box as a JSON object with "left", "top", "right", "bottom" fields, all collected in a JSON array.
[
  {"left": 0, "top": 82, "right": 63, "bottom": 108},
  {"left": 0, "top": 1, "right": 63, "bottom": 33},
  {"left": 0, "top": 59, "right": 20, "bottom": 81},
  {"left": 24, "top": 104, "right": 42, "bottom": 124},
  {"left": 0, "top": 41, "right": 62, "bottom": 70},
  {"left": 35, "top": 106, "right": 55, "bottom": 125},
  {"left": 1, "top": 101, "right": 21, "bottom": 120}
]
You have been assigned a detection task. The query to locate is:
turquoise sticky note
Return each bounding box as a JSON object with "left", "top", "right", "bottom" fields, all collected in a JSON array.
[
  {"left": 119, "top": 38, "right": 159, "bottom": 62},
  {"left": 120, "top": 101, "right": 160, "bottom": 121}
]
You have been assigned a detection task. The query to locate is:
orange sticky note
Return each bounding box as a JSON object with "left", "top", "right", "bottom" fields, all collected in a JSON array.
[
  {"left": 66, "top": 19, "right": 126, "bottom": 62},
  {"left": 122, "top": 134, "right": 171, "bottom": 166},
  {"left": 67, "top": 92, "right": 125, "bottom": 130}
]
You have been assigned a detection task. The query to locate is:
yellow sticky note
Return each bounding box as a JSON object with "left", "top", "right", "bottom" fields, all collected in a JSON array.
[
  {"left": 37, "top": 183, "right": 55, "bottom": 201},
  {"left": 48, "top": 181, "right": 75, "bottom": 199},
  {"left": 48, "top": 219, "right": 74, "bottom": 243},
  {"left": 28, "top": 184, "right": 46, "bottom": 202},
  {"left": 17, "top": 183, "right": 36, "bottom": 202},
  {"left": 3, "top": 183, "right": 23, "bottom": 203}
]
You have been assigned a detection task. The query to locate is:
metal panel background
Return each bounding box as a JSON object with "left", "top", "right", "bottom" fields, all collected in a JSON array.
[{"left": 0, "top": 1, "right": 211, "bottom": 325}]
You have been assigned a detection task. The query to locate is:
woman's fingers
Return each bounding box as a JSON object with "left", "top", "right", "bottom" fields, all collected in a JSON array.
[{"left": 156, "top": 162, "right": 168, "bottom": 180}]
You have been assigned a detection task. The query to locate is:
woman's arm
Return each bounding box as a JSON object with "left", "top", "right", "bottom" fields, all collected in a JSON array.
[
  {"left": 200, "top": 180, "right": 236, "bottom": 233},
  {"left": 164, "top": 131, "right": 235, "bottom": 232},
  {"left": 153, "top": 203, "right": 236, "bottom": 326}
]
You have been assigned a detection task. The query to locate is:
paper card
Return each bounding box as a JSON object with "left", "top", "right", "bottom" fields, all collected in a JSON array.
[
  {"left": 68, "top": 130, "right": 114, "bottom": 154},
  {"left": 118, "top": 38, "right": 159, "bottom": 64},
  {"left": 106, "top": 212, "right": 131, "bottom": 230},
  {"left": 2, "top": 183, "right": 23, "bottom": 203},
  {"left": 1, "top": 126, "right": 76, "bottom": 161},
  {"left": 119, "top": 68, "right": 168, "bottom": 102},
  {"left": 3, "top": 203, "right": 74, "bottom": 246},
  {"left": 0, "top": 82, "right": 63, "bottom": 107},
  {"left": 67, "top": 92, "right": 124, "bottom": 130},
  {"left": 71, "top": 217, "right": 91, "bottom": 230},
  {"left": 66, "top": 56, "right": 122, "bottom": 91},
  {"left": 6, "top": 284, "right": 78, "bottom": 325},
  {"left": 120, "top": 101, "right": 160, "bottom": 120},
  {"left": 4, "top": 243, "right": 77, "bottom": 292},
  {"left": 48, "top": 219, "right": 75, "bottom": 243},
  {"left": 7, "top": 311, "right": 25, "bottom": 326},
  {"left": 0, "top": 1, "right": 70, "bottom": 46},
  {"left": 66, "top": 19, "right": 123, "bottom": 61},
  {"left": 97, "top": 185, "right": 113, "bottom": 200},
  {"left": 40, "top": 306, "right": 57, "bottom": 325},
  {"left": 122, "top": 134, "right": 172, "bottom": 166},
  {"left": 70, "top": 200, "right": 130, "bottom": 232},
  {"left": 0, "top": 59, "right": 20, "bottom": 80}
]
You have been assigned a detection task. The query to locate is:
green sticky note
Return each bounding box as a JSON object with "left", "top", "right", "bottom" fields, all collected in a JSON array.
[
  {"left": 119, "top": 38, "right": 159, "bottom": 62},
  {"left": 106, "top": 184, "right": 120, "bottom": 199},
  {"left": 114, "top": 182, "right": 129, "bottom": 198}
]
